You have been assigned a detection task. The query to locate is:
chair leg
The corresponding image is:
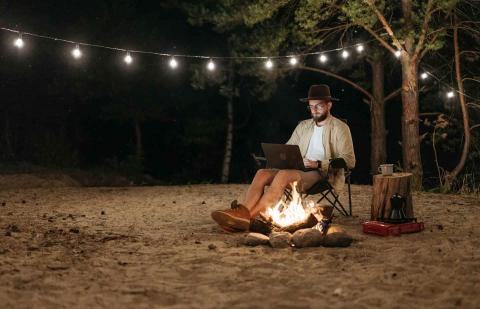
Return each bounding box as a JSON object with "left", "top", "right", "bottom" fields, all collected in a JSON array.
[{"left": 319, "top": 190, "right": 349, "bottom": 217}]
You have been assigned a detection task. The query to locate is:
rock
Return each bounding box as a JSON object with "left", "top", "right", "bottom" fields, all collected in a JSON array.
[
  {"left": 333, "top": 287, "right": 344, "bottom": 296},
  {"left": 292, "top": 228, "right": 323, "bottom": 248},
  {"left": 6, "top": 224, "right": 20, "bottom": 233},
  {"left": 269, "top": 232, "right": 292, "bottom": 248},
  {"left": 323, "top": 226, "right": 353, "bottom": 247},
  {"left": 47, "top": 263, "right": 70, "bottom": 270},
  {"left": 244, "top": 233, "right": 270, "bottom": 246},
  {"left": 27, "top": 244, "right": 40, "bottom": 251},
  {"left": 208, "top": 244, "right": 217, "bottom": 250}
]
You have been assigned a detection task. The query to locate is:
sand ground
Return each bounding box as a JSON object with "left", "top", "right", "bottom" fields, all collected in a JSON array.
[{"left": 0, "top": 182, "right": 479, "bottom": 308}]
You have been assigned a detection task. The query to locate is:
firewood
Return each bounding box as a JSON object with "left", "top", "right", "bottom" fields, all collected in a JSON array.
[{"left": 272, "top": 213, "right": 318, "bottom": 233}]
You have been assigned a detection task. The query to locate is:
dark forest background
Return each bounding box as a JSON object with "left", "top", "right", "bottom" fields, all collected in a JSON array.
[{"left": 0, "top": 1, "right": 478, "bottom": 191}]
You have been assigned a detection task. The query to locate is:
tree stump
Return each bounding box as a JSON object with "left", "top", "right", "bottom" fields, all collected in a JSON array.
[{"left": 371, "top": 172, "right": 413, "bottom": 221}]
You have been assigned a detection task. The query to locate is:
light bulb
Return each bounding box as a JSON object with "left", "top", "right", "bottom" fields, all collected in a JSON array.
[
  {"left": 319, "top": 54, "right": 327, "bottom": 63},
  {"left": 265, "top": 59, "right": 273, "bottom": 69},
  {"left": 341, "top": 50, "right": 349, "bottom": 59},
  {"left": 14, "top": 33, "right": 24, "bottom": 49},
  {"left": 124, "top": 52, "right": 132, "bottom": 64},
  {"left": 72, "top": 45, "right": 82, "bottom": 59},
  {"left": 207, "top": 59, "right": 215, "bottom": 71},
  {"left": 446, "top": 91, "right": 454, "bottom": 98},
  {"left": 420, "top": 72, "right": 428, "bottom": 80},
  {"left": 289, "top": 57, "right": 298, "bottom": 65},
  {"left": 356, "top": 44, "right": 364, "bottom": 52},
  {"left": 169, "top": 57, "right": 178, "bottom": 69},
  {"left": 395, "top": 50, "right": 402, "bottom": 58}
]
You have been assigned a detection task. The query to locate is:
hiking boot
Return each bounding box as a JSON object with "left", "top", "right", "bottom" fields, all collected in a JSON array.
[{"left": 211, "top": 200, "right": 251, "bottom": 232}]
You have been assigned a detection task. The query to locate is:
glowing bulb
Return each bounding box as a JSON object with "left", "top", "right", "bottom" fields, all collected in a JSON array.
[
  {"left": 14, "top": 33, "right": 24, "bottom": 49},
  {"left": 289, "top": 57, "right": 298, "bottom": 65},
  {"left": 71, "top": 45, "right": 82, "bottom": 59},
  {"left": 207, "top": 59, "right": 215, "bottom": 71},
  {"left": 124, "top": 52, "right": 132, "bottom": 64},
  {"left": 395, "top": 50, "right": 402, "bottom": 58},
  {"left": 341, "top": 50, "right": 349, "bottom": 59},
  {"left": 446, "top": 91, "right": 454, "bottom": 98},
  {"left": 356, "top": 44, "right": 364, "bottom": 52},
  {"left": 169, "top": 57, "right": 178, "bottom": 69},
  {"left": 319, "top": 54, "right": 327, "bottom": 63},
  {"left": 420, "top": 72, "right": 428, "bottom": 80},
  {"left": 265, "top": 59, "right": 273, "bottom": 69}
]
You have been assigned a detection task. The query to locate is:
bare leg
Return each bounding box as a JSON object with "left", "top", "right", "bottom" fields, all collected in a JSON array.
[
  {"left": 241, "top": 169, "right": 278, "bottom": 210},
  {"left": 249, "top": 170, "right": 322, "bottom": 217}
]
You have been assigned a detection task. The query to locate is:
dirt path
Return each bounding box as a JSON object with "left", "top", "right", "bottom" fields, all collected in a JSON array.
[{"left": 0, "top": 185, "right": 479, "bottom": 308}]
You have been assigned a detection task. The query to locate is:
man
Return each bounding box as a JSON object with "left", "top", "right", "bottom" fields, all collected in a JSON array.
[{"left": 211, "top": 84, "right": 356, "bottom": 232}]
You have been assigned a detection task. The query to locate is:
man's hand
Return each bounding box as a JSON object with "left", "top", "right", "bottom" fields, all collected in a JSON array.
[{"left": 303, "top": 159, "right": 319, "bottom": 169}]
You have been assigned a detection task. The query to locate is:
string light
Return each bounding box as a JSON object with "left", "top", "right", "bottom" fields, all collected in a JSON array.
[
  {"left": 71, "top": 44, "right": 82, "bottom": 59},
  {"left": 169, "top": 57, "right": 178, "bottom": 69},
  {"left": 265, "top": 58, "right": 273, "bottom": 69},
  {"left": 14, "top": 33, "right": 24, "bottom": 49},
  {"left": 1, "top": 27, "right": 476, "bottom": 103},
  {"left": 124, "top": 51, "right": 132, "bottom": 64},
  {"left": 207, "top": 58, "right": 215, "bottom": 71}
]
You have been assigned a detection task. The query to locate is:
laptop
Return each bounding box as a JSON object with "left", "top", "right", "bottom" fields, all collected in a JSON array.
[{"left": 261, "top": 143, "right": 317, "bottom": 172}]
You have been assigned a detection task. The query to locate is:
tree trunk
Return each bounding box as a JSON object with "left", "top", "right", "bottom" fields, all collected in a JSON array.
[
  {"left": 221, "top": 62, "right": 234, "bottom": 183},
  {"left": 370, "top": 54, "right": 387, "bottom": 175},
  {"left": 371, "top": 172, "right": 414, "bottom": 221},
  {"left": 400, "top": 56, "right": 422, "bottom": 190},
  {"left": 399, "top": 0, "right": 423, "bottom": 191},
  {"left": 133, "top": 117, "right": 143, "bottom": 162},
  {"left": 445, "top": 15, "right": 470, "bottom": 187}
]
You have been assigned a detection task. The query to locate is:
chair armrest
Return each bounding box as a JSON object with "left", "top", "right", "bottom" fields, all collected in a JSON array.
[{"left": 251, "top": 153, "right": 267, "bottom": 169}]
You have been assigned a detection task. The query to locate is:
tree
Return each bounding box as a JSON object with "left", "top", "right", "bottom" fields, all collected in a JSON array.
[{"left": 178, "top": 1, "right": 403, "bottom": 176}]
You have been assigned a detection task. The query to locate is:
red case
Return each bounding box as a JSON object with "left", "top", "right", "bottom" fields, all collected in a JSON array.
[{"left": 362, "top": 221, "right": 424, "bottom": 236}]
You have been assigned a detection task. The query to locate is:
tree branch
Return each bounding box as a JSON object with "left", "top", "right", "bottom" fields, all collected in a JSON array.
[
  {"left": 364, "top": 0, "right": 403, "bottom": 51},
  {"left": 413, "top": 0, "right": 434, "bottom": 61},
  {"left": 360, "top": 25, "right": 396, "bottom": 54},
  {"left": 296, "top": 65, "right": 373, "bottom": 104},
  {"left": 470, "top": 124, "right": 480, "bottom": 132},
  {"left": 384, "top": 88, "right": 401, "bottom": 103}
]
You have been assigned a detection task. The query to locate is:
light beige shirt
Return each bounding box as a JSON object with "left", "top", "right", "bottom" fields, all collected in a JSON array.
[{"left": 286, "top": 115, "right": 356, "bottom": 193}]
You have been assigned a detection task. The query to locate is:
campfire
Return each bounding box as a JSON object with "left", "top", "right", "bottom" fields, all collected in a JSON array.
[
  {"left": 266, "top": 181, "right": 314, "bottom": 227},
  {"left": 252, "top": 182, "right": 330, "bottom": 235}
]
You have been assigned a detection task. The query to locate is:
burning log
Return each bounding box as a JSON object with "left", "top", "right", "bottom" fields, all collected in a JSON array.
[{"left": 272, "top": 213, "right": 318, "bottom": 233}]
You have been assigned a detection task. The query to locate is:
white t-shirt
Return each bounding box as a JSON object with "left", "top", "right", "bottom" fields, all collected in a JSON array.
[{"left": 305, "top": 125, "right": 325, "bottom": 161}]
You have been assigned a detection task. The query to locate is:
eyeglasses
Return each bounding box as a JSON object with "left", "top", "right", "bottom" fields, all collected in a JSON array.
[{"left": 306, "top": 102, "right": 328, "bottom": 111}]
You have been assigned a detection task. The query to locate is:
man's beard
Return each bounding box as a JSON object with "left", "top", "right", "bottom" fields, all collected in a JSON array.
[{"left": 313, "top": 112, "right": 328, "bottom": 122}]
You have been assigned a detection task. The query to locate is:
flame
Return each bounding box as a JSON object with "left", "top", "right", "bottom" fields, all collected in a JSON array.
[{"left": 265, "top": 181, "right": 316, "bottom": 227}]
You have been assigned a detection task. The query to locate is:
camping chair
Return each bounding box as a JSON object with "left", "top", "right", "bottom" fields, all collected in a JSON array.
[{"left": 251, "top": 154, "right": 352, "bottom": 216}]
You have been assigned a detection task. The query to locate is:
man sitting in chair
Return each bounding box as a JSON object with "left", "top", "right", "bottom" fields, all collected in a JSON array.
[{"left": 211, "top": 84, "right": 356, "bottom": 232}]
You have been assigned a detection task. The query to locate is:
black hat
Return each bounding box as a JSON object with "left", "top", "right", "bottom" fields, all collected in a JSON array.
[{"left": 300, "top": 84, "right": 339, "bottom": 102}]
